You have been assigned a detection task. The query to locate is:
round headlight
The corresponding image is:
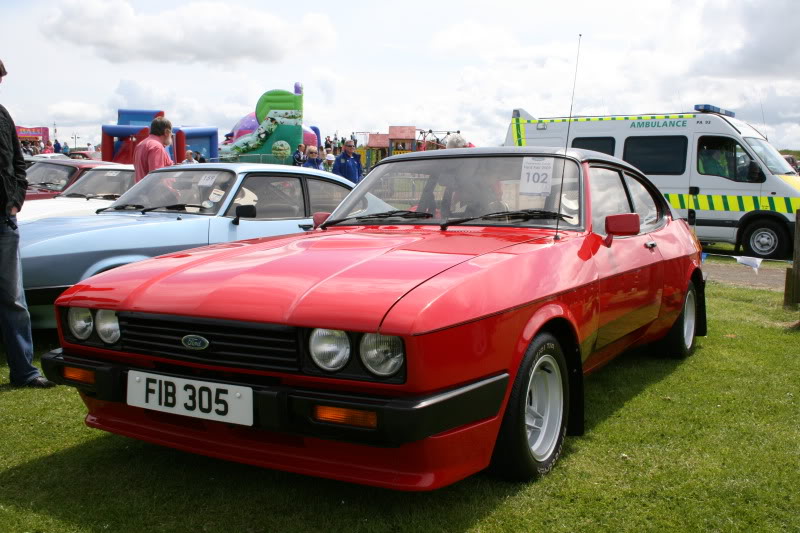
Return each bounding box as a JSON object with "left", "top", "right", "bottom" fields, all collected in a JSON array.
[
  {"left": 360, "top": 334, "right": 404, "bottom": 377},
  {"left": 95, "top": 309, "right": 121, "bottom": 344},
  {"left": 309, "top": 329, "right": 351, "bottom": 371},
  {"left": 67, "top": 307, "right": 93, "bottom": 340}
]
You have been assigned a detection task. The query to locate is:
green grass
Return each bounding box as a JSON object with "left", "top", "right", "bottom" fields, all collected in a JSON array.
[{"left": 1, "top": 283, "right": 798, "bottom": 532}]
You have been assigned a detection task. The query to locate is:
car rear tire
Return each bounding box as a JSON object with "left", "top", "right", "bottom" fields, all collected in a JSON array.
[
  {"left": 742, "top": 219, "right": 789, "bottom": 259},
  {"left": 491, "top": 332, "right": 569, "bottom": 481},
  {"left": 659, "top": 281, "right": 698, "bottom": 359}
]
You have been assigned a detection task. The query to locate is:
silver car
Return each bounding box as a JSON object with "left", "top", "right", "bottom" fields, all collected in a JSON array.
[{"left": 21, "top": 163, "right": 357, "bottom": 327}]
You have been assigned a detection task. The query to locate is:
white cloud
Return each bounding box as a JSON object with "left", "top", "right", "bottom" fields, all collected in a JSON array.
[
  {"left": 47, "top": 101, "right": 112, "bottom": 124},
  {"left": 41, "top": 0, "right": 337, "bottom": 65},
  {"left": 5, "top": 0, "right": 799, "bottom": 153}
]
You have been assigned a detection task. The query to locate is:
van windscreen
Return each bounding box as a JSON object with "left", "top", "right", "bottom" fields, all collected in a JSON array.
[{"left": 745, "top": 138, "right": 796, "bottom": 175}]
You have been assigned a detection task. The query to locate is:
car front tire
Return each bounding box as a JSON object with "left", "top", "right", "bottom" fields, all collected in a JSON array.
[{"left": 492, "top": 332, "right": 569, "bottom": 481}]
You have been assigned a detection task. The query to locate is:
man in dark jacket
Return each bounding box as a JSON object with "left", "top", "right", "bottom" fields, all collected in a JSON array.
[
  {"left": 0, "top": 59, "right": 56, "bottom": 388},
  {"left": 332, "top": 140, "right": 363, "bottom": 184}
]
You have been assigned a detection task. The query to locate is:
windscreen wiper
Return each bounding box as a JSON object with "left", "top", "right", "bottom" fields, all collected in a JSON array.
[
  {"left": 321, "top": 210, "right": 433, "bottom": 230},
  {"left": 440, "top": 209, "right": 569, "bottom": 230},
  {"left": 140, "top": 203, "right": 208, "bottom": 213},
  {"left": 56, "top": 192, "right": 120, "bottom": 200},
  {"left": 355, "top": 210, "right": 434, "bottom": 221},
  {"left": 95, "top": 203, "right": 145, "bottom": 214},
  {"left": 28, "top": 182, "right": 61, "bottom": 189}
]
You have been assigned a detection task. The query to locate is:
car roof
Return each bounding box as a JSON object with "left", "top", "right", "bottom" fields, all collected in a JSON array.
[
  {"left": 27, "top": 158, "right": 114, "bottom": 168},
  {"left": 378, "top": 146, "right": 645, "bottom": 176},
  {"left": 151, "top": 163, "right": 357, "bottom": 187},
  {"left": 90, "top": 164, "right": 134, "bottom": 171}
]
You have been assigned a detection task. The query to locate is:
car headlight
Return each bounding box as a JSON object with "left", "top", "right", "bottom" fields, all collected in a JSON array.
[
  {"left": 95, "top": 309, "right": 120, "bottom": 344},
  {"left": 309, "top": 329, "right": 351, "bottom": 371},
  {"left": 360, "top": 334, "right": 404, "bottom": 377},
  {"left": 67, "top": 307, "right": 93, "bottom": 340}
]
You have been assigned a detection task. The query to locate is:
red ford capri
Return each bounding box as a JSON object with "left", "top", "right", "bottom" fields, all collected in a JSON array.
[{"left": 43, "top": 146, "right": 706, "bottom": 491}]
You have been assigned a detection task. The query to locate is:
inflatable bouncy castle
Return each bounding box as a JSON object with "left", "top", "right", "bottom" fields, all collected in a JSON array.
[
  {"left": 220, "top": 83, "right": 309, "bottom": 164},
  {"left": 101, "top": 109, "right": 218, "bottom": 163}
]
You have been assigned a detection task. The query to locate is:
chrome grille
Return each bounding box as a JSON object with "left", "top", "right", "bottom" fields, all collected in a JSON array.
[{"left": 118, "top": 312, "right": 300, "bottom": 371}]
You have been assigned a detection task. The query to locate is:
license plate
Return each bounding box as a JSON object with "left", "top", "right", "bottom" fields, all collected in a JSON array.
[{"left": 126, "top": 370, "right": 254, "bottom": 426}]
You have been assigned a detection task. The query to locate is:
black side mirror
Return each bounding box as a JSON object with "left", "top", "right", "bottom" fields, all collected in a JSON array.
[
  {"left": 747, "top": 161, "right": 765, "bottom": 183},
  {"left": 233, "top": 204, "right": 257, "bottom": 225}
]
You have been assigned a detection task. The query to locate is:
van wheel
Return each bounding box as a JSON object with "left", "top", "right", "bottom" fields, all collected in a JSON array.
[
  {"left": 659, "top": 281, "right": 697, "bottom": 358},
  {"left": 491, "top": 332, "right": 569, "bottom": 481},
  {"left": 742, "top": 219, "right": 789, "bottom": 259}
]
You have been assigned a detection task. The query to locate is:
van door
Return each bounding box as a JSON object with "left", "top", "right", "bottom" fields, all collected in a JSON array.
[{"left": 690, "top": 134, "right": 762, "bottom": 243}]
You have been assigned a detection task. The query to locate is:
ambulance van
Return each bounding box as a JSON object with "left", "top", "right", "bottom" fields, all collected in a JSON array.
[{"left": 505, "top": 105, "right": 800, "bottom": 259}]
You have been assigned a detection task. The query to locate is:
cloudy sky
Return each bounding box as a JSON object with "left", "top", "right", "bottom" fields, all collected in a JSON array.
[{"left": 1, "top": 0, "right": 798, "bottom": 150}]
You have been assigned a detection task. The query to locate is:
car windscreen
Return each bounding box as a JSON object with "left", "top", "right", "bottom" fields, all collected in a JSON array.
[
  {"left": 329, "top": 155, "right": 582, "bottom": 228},
  {"left": 110, "top": 169, "right": 237, "bottom": 215},
  {"left": 25, "top": 163, "right": 76, "bottom": 191},
  {"left": 60, "top": 169, "right": 135, "bottom": 198},
  {"left": 745, "top": 138, "right": 796, "bottom": 175}
]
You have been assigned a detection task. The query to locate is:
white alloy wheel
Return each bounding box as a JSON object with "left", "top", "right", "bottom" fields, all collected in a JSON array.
[
  {"left": 682, "top": 287, "right": 697, "bottom": 350},
  {"left": 525, "top": 354, "right": 564, "bottom": 462}
]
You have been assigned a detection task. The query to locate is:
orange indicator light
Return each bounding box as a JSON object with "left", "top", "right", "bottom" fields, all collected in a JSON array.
[
  {"left": 313, "top": 405, "right": 377, "bottom": 429},
  {"left": 63, "top": 366, "right": 96, "bottom": 384}
]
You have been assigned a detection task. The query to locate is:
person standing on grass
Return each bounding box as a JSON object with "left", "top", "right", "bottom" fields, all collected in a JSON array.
[
  {"left": 332, "top": 140, "right": 363, "bottom": 183},
  {"left": 133, "top": 116, "right": 174, "bottom": 181},
  {"left": 292, "top": 143, "right": 306, "bottom": 166},
  {"left": 303, "top": 146, "right": 324, "bottom": 170},
  {"left": 0, "top": 59, "right": 56, "bottom": 388}
]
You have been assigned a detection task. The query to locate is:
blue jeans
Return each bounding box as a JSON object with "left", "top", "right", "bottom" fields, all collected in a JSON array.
[{"left": 0, "top": 215, "right": 41, "bottom": 384}]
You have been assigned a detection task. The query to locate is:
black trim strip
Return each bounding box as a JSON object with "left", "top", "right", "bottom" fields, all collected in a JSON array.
[
  {"left": 42, "top": 349, "right": 508, "bottom": 447},
  {"left": 695, "top": 218, "right": 738, "bottom": 228}
]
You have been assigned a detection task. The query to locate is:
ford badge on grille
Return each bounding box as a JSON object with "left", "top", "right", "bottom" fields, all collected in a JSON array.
[{"left": 181, "top": 335, "right": 210, "bottom": 350}]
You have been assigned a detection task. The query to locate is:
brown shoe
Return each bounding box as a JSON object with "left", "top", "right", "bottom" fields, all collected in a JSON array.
[{"left": 24, "top": 376, "right": 57, "bottom": 388}]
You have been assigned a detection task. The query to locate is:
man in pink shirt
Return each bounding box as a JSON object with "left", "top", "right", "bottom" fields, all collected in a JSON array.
[{"left": 133, "top": 116, "right": 174, "bottom": 181}]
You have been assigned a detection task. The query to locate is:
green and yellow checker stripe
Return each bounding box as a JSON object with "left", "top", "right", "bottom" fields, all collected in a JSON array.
[
  {"left": 664, "top": 193, "right": 800, "bottom": 214},
  {"left": 511, "top": 115, "right": 696, "bottom": 146}
]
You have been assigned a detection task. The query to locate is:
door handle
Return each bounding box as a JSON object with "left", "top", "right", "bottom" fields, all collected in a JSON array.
[
  {"left": 298, "top": 224, "right": 313, "bottom": 231},
  {"left": 689, "top": 186, "right": 700, "bottom": 195},
  {"left": 645, "top": 241, "right": 657, "bottom": 249}
]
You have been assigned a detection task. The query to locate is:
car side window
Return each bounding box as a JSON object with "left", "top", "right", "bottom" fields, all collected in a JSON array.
[
  {"left": 697, "top": 135, "right": 754, "bottom": 182},
  {"left": 624, "top": 173, "right": 661, "bottom": 232},
  {"left": 589, "top": 167, "right": 631, "bottom": 235},
  {"left": 308, "top": 178, "right": 351, "bottom": 214},
  {"left": 225, "top": 175, "right": 304, "bottom": 219}
]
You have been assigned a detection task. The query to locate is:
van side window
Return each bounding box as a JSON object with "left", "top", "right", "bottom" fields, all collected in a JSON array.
[
  {"left": 589, "top": 167, "right": 632, "bottom": 235},
  {"left": 572, "top": 137, "right": 615, "bottom": 156},
  {"left": 623, "top": 173, "right": 661, "bottom": 232},
  {"left": 697, "top": 136, "right": 753, "bottom": 182},
  {"left": 623, "top": 136, "right": 688, "bottom": 175}
]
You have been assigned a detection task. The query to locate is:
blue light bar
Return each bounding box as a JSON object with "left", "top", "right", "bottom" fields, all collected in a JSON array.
[{"left": 694, "top": 104, "right": 735, "bottom": 117}]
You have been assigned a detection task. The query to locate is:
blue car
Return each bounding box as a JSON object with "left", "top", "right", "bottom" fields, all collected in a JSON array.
[{"left": 21, "top": 163, "right": 359, "bottom": 328}]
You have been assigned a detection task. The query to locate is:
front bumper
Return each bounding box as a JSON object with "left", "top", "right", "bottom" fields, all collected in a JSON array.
[{"left": 42, "top": 349, "right": 508, "bottom": 448}]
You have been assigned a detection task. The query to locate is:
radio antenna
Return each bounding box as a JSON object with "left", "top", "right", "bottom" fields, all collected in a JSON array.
[
  {"left": 554, "top": 33, "right": 582, "bottom": 241},
  {"left": 759, "top": 97, "right": 768, "bottom": 141}
]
